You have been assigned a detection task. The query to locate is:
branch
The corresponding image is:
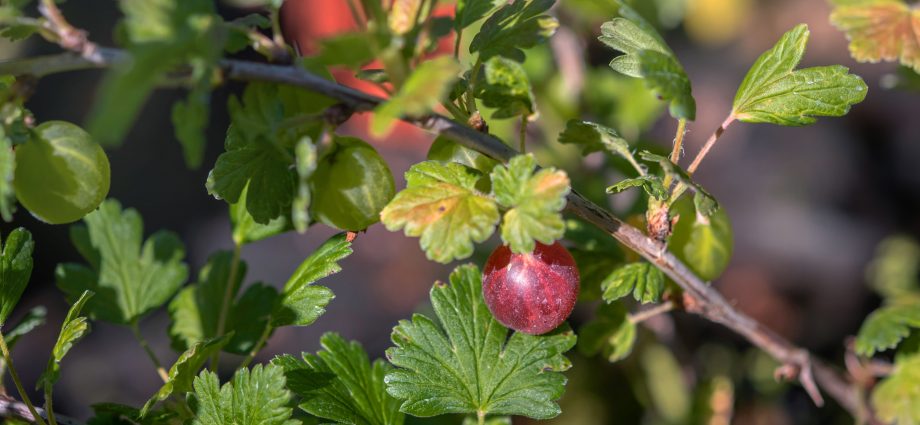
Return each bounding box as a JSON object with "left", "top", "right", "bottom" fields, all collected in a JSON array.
[
  {"left": 0, "top": 396, "right": 83, "bottom": 425},
  {"left": 0, "top": 50, "right": 862, "bottom": 416}
]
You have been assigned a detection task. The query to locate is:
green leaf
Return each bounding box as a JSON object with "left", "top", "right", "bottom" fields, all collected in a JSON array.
[
  {"left": 475, "top": 57, "right": 536, "bottom": 119},
  {"left": 490, "top": 154, "right": 570, "bottom": 254},
  {"left": 88, "top": 0, "right": 225, "bottom": 146},
  {"left": 381, "top": 162, "right": 500, "bottom": 263},
  {"left": 208, "top": 82, "right": 333, "bottom": 224},
  {"left": 190, "top": 364, "right": 297, "bottom": 425},
  {"left": 607, "top": 176, "right": 667, "bottom": 200},
  {"left": 638, "top": 50, "right": 696, "bottom": 120},
  {"left": 0, "top": 227, "right": 32, "bottom": 326},
  {"left": 601, "top": 262, "right": 665, "bottom": 304},
  {"left": 578, "top": 302, "right": 636, "bottom": 362},
  {"left": 143, "top": 334, "right": 231, "bottom": 416},
  {"left": 873, "top": 353, "right": 920, "bottom": 424},
  {"left": 668, "top": 196, "right": 733, "bottom": 281},
  {"left": 230, "top": 185, "right": 292, "bottom": 246},
  {"left": 372, "top": 57, "right": 461, "bottom": 137},
  {"left": 866, "top": 236, "right": 920, "bottom": 299},
  {"left": 557, "top": 120, "right": 637, "bottom": 162},
  {"left": 0, "top": 129, "right": 14, "bottom": 221},
  {"left": 168, "top": 251, "right": 277, "bottom": 355},
  {"left": 37, "top": 290, "right": 92, "bottom": 388},
  {"left": 273, "top": 332, "right": 404, "bottom": 425},
  {"left": 171, "top": 77, "right": 211, "bottom": 168},
  {"left": 855, "top": 303, "right": 920, "bottom": 356},
  {"left": 732, "top": 24, "right": 867, "bottom": 126},
  {"left": 427, "top": 136, "right": 500, "bottom": 176},
  {"left": 598, "top": 2, "right": 695, "bottom": 120},
  {"left": 5, "top": 306, "right": 45, "bottom": 349},
  {"left": 385, "top": 265, "right": 576, "bottom": 419},
  {"left": 469, "top": 0, "right": 558, "bottom": 62},
  {"left": 271, "top": 233, "right": 352, "bottom": 327},
  {"left": 455, "top": 0, "right": 503, "bottom": 30},
  {"left": 56, "top": 200, "right": 188, "bottom": 325},
  {"left": 314, "top": 33, "right": 376, "bottom": 69}
]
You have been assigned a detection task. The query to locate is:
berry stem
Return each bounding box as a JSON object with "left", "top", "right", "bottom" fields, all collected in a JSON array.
[
  {"left": 0, "top": 331, "right": 47, "bottom": 425},
  {"left": 212, "top": 242, "right": 243, "bottom": 369},
  {"left": 130, "top": 321, "right": 168, "bottom": 383}
]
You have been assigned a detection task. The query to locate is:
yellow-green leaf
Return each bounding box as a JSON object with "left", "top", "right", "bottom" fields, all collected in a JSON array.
[{"left": 830, "top": 0, "right": 920, "bottom": 72}]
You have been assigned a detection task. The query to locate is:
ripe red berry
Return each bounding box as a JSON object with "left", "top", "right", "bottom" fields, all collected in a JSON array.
[{"left": 482, "top": 242, "right": 580, "bottom": 335}]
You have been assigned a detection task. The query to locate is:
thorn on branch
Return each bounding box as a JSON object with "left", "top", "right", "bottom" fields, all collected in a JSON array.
[{"left": 468, "top": 111, "right": 488, "bottom": 133}]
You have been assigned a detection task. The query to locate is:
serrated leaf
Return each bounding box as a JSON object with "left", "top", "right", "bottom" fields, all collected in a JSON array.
[
  {"left": 56, "top": 200, "right": 188, "bottom": 325},
  {"left": 190, "top": 364, "right": 298, "bottom": 425},
  {"left": 37, "top": 290, "right": 92, "bottom": 388},
  {"left": 557, "top": 120, "right": 637, "bottom": 162},
  {"left": 271, "top": 233, "right": 352, "bottom": 327},
  {"left": 872, "top": 353, "right": 920, "bottom": 424},
  {"left": 830, "top": 0, "right": 920, "bottom": 73},
  {"left": 469, "top": 0, "right": 558, "bottom": 62},
  {"left": 578, "top": 302, "right": 636, "bottom": 362},
  {"left": 0, "top": 227, "right": 32, "bottom": 326},
  {"left": 490, "top": 154, "right": 570, "bottom": 254},
  {"left": 143, "top": 334, "right": 231, "bottom": 416},
  {"left": 372, "top": 57, "right": 461, "bottom": 137},
  {"left": 598, "top": 2, "right": 696, "bottom": 120},
  {"left": 385, "top": 265, "right": 576, "bottom": 419},
  {"left": 87, "top": 0, "right": 225, "bottom": 146},
  {"left": 732, "top": 24, "right": 867, "bottom": 126},
  {"left": 475, "top": 57, "right": 536, "bottom": 119},
  {"left": 602, "top": 262, "right": 664, "bottom": 304},
  {"left": 855, "top": 303, "right": 920, "bottom": 356},
  {"left": 455, "top": 0, "right": 503, "bottom": 30},
  {"left": 230, "top": 185, "right": 292, "bottom": 246},
  {"left": 208, "top": 81, "right": 333, "bottom": 224},
  {"left": 381, "top": 161, "right": 500, "bottom": 263},
  {"left": 168, "top": 251, "right": 277, "bottom": 355},
  {"left": 273, "top": 332, "right": 404, "bottom": 425},
  {"left": 607, "top": 176, "right": 667, "bottom": 200},
  {"left": 5, "top": 306, "right": 45, "bottom": 349}
]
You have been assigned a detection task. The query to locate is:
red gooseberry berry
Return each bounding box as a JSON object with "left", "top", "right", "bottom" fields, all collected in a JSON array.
[{"left": 482, "top": 242, "right": 580, "bottom": 335}]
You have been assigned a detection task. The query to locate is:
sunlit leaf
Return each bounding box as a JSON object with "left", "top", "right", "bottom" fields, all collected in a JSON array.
[
  {"left": 830, "top": 0, "right": 920, "bottom": 73},
  {"left": 372, "top": 57, "right": 461, "bottom": 137},
  {"left": 732, "top": 24, "right": 867, "bottom": 126},
  {"left": 381, "top": 162, "right": 499, "bottom": 263},
  {"left": 602, "top": 262, "right": 664, "bottom": 304},
  {"left": 385, "top": 265, "right": 576, "bottom": 419},
  {"left": 469, "top": 0, "right": 558, "bottom": 62},
  {"left": 855, "top": 302, "right": 920, "bottom": 356},
  {"left": 491, "top": 154, "right": 570, "bottom": 254}
]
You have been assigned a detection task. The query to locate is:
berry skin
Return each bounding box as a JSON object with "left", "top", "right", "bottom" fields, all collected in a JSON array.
[{"left": 482, "top": 242, "right": 580, "bottom": 335}]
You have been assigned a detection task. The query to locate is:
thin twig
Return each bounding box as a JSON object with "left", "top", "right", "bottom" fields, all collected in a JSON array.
[
  {"left": 628, "top": 301, "right": 675, "bottom": 324},
  {"left": 687, "top": 115, "right": 735, "bottom": 175},
  {"left": 671, "top": 118, "right": 687, "bottom": 164},
  {"left": 0, "top": 49, "right": 863, "bottom": 417}
]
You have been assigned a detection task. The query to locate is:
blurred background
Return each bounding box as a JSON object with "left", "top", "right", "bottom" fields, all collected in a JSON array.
[{"left": 1, "top": 0, "right": 919, "bottom": 423}]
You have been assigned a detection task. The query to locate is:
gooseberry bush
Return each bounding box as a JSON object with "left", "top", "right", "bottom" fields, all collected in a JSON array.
[{"left": 0, "top": 0, "right": 915, "bottom": 424}]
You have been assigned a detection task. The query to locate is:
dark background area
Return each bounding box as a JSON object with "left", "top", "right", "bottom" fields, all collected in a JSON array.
[{"left": 1, "top": 0, "right": 919, "bottom": 423}]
